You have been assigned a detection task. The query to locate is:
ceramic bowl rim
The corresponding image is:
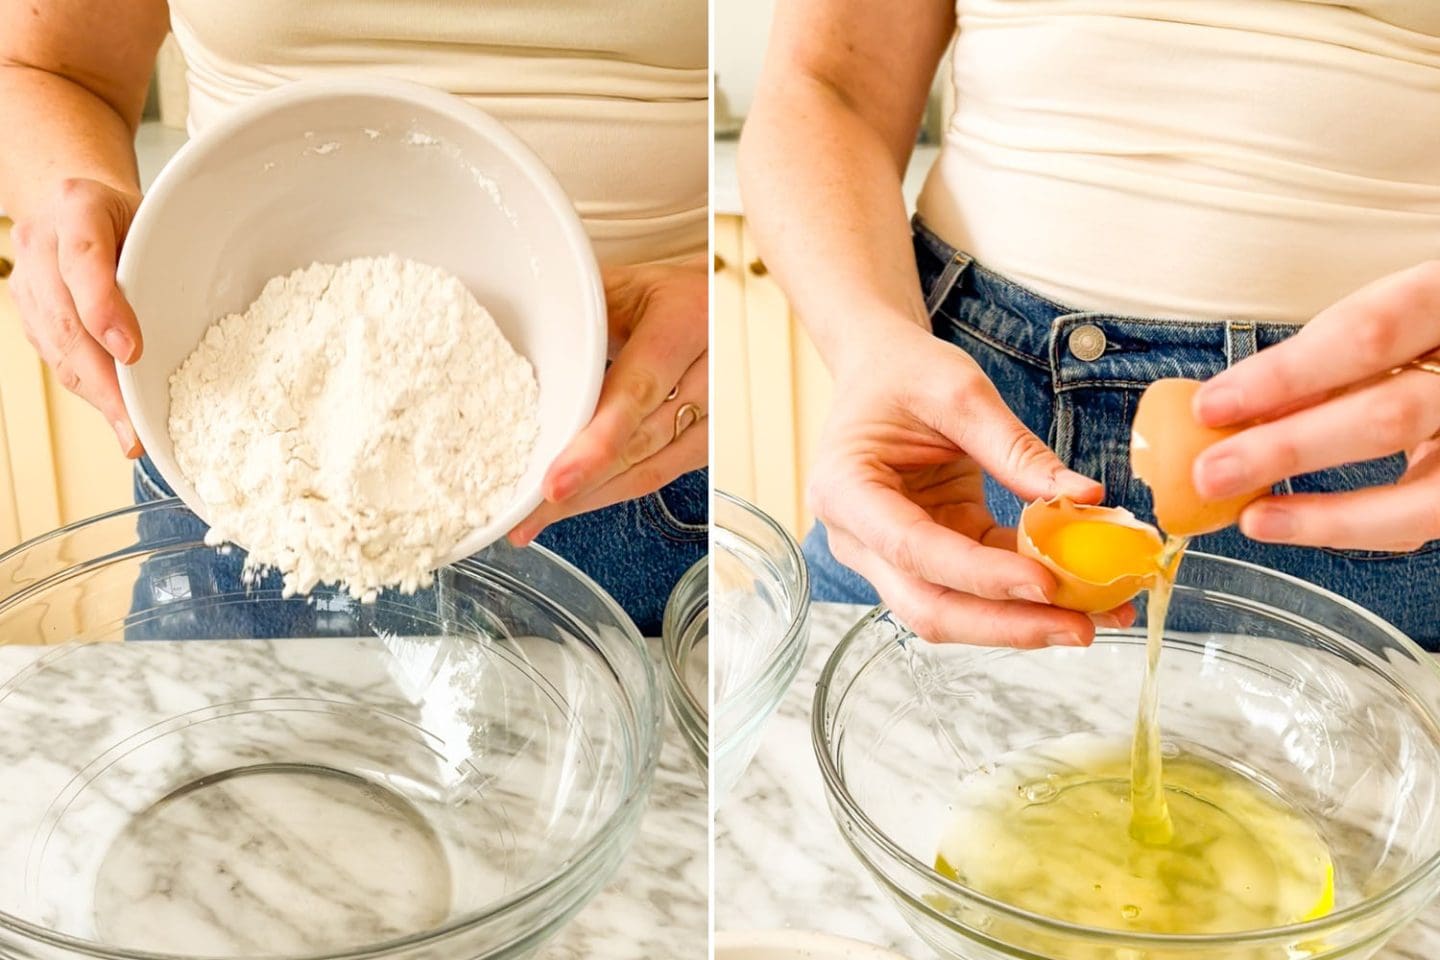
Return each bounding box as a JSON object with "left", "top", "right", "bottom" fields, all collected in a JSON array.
[{"left": 113, "top": 76, "right": 607, "bottom": 571}]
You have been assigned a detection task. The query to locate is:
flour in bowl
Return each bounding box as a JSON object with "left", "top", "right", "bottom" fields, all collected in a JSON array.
[{"left": 168, "top": 255, "right": 539, "bottom": 600}]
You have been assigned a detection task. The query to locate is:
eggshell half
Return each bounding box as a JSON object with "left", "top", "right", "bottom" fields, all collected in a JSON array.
[
  {"left": 1017, "top": 497, "right": 1163, "bottom": 613},
  {"left": 1131, "top": 378, "right": 1268, "bottom": 537}
]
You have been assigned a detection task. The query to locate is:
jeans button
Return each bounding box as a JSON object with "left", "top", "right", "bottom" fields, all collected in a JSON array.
[{"left": 1068, "top": 324, "right": 1107, "bottom": 362}]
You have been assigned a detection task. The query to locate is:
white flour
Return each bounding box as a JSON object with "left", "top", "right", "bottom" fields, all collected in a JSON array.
[{"left": 169, "top": 255, "right": 539, "bottom": 600}]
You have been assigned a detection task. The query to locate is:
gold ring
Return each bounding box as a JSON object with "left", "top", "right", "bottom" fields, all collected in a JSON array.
[
  {"left": 666, "top": 385, "right": 680, "bottom": 402},
  {"left": 1388, "top": 357, "right": 1440, "bottom": 440},
  {"left": 673, "top": 401, "right": 702, "bottom": 441},
  {"left": 1390, "top": 357, "right": 1440, "bottom": 376}
]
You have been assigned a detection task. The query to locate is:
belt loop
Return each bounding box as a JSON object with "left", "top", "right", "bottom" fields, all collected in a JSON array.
[
  {"left": 1225, "top": 322, "right": 1257, "bottom": 368},
  {"left": 924, "top": 251, "right": 973, "bottom": 318}
]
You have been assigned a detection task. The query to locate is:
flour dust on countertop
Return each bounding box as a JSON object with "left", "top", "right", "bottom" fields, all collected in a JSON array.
[{"left": 169, "top": 255, "right": 539, "bottom": 600}]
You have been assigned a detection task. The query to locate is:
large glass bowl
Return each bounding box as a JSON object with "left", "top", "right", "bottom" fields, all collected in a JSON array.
[
  {"left": 662, "top": 556, "right": 708, "bottom": 776},
  {"left": 0, "top": 501, "right": 660, "bottom": 960},
  {"left": 713, "top": 491, "right": 809, "bottom": 802},
  {"left": 814, "top": 552, "right": 1440, "bottom": 960}
]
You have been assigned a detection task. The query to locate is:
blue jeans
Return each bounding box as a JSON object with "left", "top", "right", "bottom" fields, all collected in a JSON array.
[
  {"left": 805, "top": 220, "right": 1440, "bottom": 650},
  {"left": 134, "top": 457, "right": 707, "bottom": 637}
]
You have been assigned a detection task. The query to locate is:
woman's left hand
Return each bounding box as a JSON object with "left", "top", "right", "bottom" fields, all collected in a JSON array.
[
  {"left": 508, "top": 256, "right": 708, "bottom": 546},
  {"left": 1191, "top": 262, "right": 1440, "bottom": 552}
]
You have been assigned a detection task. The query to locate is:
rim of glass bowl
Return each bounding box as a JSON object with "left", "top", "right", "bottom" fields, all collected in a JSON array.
[
  {"left": 811, "top": 550, "right": 1440, "bottom": 951},
  {"left": 714, "top": 490, "right": 811, "bottom": 744},
  {"left": 662, "top": 555, "right": 709, "bottom": 766},
  {"left": 0, "top": 498, "right": 663, "bottom": 960}
]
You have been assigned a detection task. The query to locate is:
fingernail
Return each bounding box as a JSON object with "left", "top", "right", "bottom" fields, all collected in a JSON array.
[
  {"left": 1246, "top": 507, "right": 1296, "bottom": 542},
  {"left": 1090, "top": 612, "right": 1123, "bottom": 630},
  {"left": 103, "top": 329, "right": 134, "bottom": 363},
  {"left": 1009, "top": 584, "right": 1049, "bottom": 605},
  {"left": 1196, "top": 385, "right": 1240, "bottom": 424},
  {"left": 1197, "top": 453, "right": 1248, "bottom": 498},
  {"left": 113, "top": 420, "right": 138, "bottom": 456},
  {"left": 1044, "top": 632, "right": 1084, "bottom": 647},
  {"left": 1055, "top": 470, "right": 1101, "bottom": 499}
]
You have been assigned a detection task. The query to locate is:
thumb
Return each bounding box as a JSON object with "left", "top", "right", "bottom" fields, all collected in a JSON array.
[{"left": 937, "top": 376, "right": 1102, "bottom": 503}]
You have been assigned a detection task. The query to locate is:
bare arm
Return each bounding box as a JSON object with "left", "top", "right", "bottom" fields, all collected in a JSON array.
[
  {"left": 0, "top": 0, "right": 169, "bottom": 455},
  {"left": 738, "top": 0, "right": 954, "bottom": 376},
  {"left": 739, "top": 4, "right": 1117, "bottom": 648},
  {"left": 0, "top": 0, "right": 168, "bottom": 220}
]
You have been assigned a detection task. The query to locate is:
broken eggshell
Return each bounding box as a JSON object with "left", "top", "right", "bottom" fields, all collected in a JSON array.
[
  {"left": 1131, "top": 378, "right": 1269, "bottom": 537},
  {"left": 1017, "top": 497, "right": 1164, "bottom": 614}
]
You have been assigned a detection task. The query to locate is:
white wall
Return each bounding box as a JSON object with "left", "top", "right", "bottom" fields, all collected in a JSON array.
[
  {"left": 714, "top": 1, "right": 954, "bottom": 138},
  {"left": 715, "top": 0, "right": 776, "bottom": 119}
]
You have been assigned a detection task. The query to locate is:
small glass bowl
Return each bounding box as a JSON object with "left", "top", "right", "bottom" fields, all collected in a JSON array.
[
  {"left": 663, "top": 556, "right": 709, "bottom": 776},
  {"left": 713, "top": 491, "right": 810, "bottom": 802},
  {"left": 0, "top": 500, "right": 660, "bottom": 960},
  {"left": 814, "top": 552, "right": 1440, "bottom": 959}
]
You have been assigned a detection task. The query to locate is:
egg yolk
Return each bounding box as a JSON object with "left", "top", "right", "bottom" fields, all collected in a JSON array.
[
  {"left": 1042, "top": 520, "right": 1159, "bottom": 584},
  {"left": 1303, "top": 862, "right": 1335, "bottom": 922}
]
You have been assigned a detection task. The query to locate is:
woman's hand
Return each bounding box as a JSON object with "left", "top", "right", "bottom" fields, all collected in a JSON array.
[
  {"left": 811, "top": 320, "right": 1130, "bottom": 647},
  {"left": 10, "top": 177, "right": 143, "bottom": 456},
  {"left": 1193, "top": 262, "right": 1440, "bottom": 552},
  {"left": 509, "top": 257, "right": 708, "bottom": 545}
]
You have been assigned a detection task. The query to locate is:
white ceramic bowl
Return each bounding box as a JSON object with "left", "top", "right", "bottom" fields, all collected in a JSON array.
[
  {"left": 714, "top": 931, "right": 912, "bottom": 960},
  {"left": 116, "top": 77, "right": 606, "bottom": 567}
]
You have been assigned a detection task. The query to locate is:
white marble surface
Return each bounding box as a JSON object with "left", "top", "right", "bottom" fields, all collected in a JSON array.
[
  {"left": 713, "top": 139, "right": 939, "bottom": 216},
  {"left": 0, "top": 634, "right": 704, "bottom": 958},
  {"left": 549, "top": 639, "right": 708, "bottom": 960},
  {"left": 715, "top": 603, "right": 1440, "bottom": 959}
]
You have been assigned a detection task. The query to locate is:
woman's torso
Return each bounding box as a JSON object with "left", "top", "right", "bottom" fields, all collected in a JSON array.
[
  {"left": 918, "top": 0, "right": 1440, "bottom": 323},
  {"left": 169, "top": 0, "right": 707, "bottom": 265}
]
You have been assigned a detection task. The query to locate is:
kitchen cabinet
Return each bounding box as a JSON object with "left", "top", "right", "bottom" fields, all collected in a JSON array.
[
  {"left": 0, "top": 218, "right": 136, "bottom": 553},
  {"left": 714, "top": 213, "right": 833, "bottom": 541}
]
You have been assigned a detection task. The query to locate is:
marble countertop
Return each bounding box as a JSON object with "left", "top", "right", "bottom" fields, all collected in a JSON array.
[
  {"left": 715, "top": 602, "right": 1440, "bottom": 959},
  {"left": 713, "top": 139, "right": 939, "bottom": 217},
  {"left": 549, "top": 637, "right": 708, "bottom": 959},
  {"left": 0, "top": 633, "right": 704, "bottom": 958}
]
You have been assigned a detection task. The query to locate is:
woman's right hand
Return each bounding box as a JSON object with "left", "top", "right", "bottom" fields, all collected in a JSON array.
[
  {"left": 810, "top": 320, "right": 1129, "bottom": 647},
  {"left": 10, "top": 177, "right": 143, "bottom": 456}
]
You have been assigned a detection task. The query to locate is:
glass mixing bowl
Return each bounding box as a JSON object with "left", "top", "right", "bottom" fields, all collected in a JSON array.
[
  {"left": 814, "top": 552, "right": 1440, "bottom": 960},
  {"left": 713, "top": 492, "right": 810, "bottom": 802},
  {"left": 0, "top": 501, "right": 660, "bottom": 960},
  {"left": 662, "top": 556, "right": 708, "bottom": 776}
]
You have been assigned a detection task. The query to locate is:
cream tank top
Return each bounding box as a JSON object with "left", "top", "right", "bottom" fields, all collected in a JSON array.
[
  {"left": 168, "top": 1, "right": 707, "bottom": 266},
  {"left": 917, "top": 0, "right": 1440, "bottom": 323}
]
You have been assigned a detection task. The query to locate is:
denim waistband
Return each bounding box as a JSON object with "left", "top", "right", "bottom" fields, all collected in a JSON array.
[{"left": 913, "top": 218, "right": 1303, "bottom": 389}]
